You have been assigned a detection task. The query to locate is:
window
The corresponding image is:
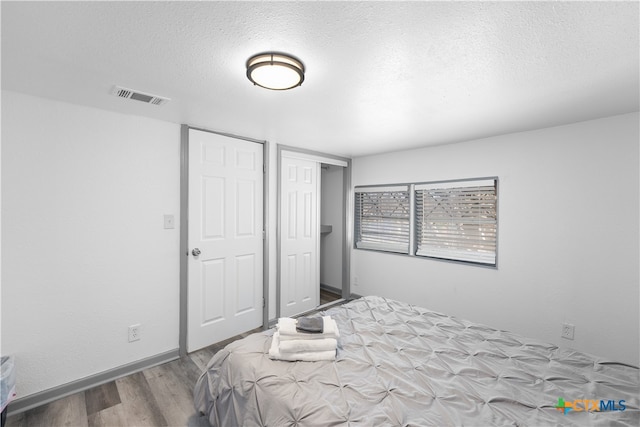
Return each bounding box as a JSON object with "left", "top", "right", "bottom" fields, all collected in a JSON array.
[
  {"left": 354, "top": 186, "right": 410, "bottom": 253},
  {"left": 415, "top": 179, "right": 497, "bottom": 266},
  {"left": 354, "top": 178, "right": 498, "bottom": 267}
]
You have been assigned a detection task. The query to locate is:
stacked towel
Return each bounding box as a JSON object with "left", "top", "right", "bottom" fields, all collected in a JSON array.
[
  {"left": 277, "top": 316, "right": 340, "bottom": 340},
  {"left": 269, "top": 315, "right": 339, "bottom": 362}
]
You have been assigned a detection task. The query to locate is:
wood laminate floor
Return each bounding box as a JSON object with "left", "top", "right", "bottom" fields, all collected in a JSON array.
[
  {"left": 320, "top": 288, "right": 341, "bottom": 305},
  {"left": 6, "top": 289, "right": 343, "bottom": 427},
  {"left": 5, "top": 328, "right": 258, "bottom": 427}
]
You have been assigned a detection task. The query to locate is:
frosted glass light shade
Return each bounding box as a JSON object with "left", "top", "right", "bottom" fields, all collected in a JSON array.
[{"left": 246, "top": 53, "right": 305, "bottom": 90}]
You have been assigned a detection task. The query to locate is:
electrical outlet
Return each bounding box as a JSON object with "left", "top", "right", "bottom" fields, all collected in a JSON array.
[
  {"left": 561, "top": 323, "right": 575, "bottom": 340},
  {"left": 128, "top": 324, "right": 141, "bottom": 342},
  {"left": 354, "top": 276, "right": 359, "bottom": 286}
]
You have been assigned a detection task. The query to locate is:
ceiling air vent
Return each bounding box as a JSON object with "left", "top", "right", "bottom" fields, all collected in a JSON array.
[{"left": 111, "top": 86, "right": 170, "bottom": 106}]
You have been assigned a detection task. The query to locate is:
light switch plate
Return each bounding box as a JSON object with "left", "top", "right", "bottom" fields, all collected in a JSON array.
[{"left": 164, "top": 214, "right": 175, "bottom": 229}]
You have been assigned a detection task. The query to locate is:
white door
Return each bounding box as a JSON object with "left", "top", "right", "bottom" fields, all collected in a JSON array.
[
  {"left": 280, "top": 156, "right": 319, "bottom": 317},
  {"left": 187, "top": 129, "right": 263, "bottom": 352}
]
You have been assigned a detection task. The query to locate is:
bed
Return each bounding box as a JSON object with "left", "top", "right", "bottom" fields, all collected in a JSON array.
[{"left": 194, "top": 296, "right": 639, "bottom": 426}]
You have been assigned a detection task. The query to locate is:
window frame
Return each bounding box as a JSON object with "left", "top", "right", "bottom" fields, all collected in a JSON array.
[
  {"left": 353, "top": 177, "right": 498, "bottom": 268},
  {"left": 414, "top": 178, "right": 498, "bottom": 267},
  {"left": 353, "top": 185, "right": 411, "bottom": 254}
]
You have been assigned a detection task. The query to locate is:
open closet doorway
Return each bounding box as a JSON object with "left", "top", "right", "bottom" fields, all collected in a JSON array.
[
  {"left": 277, "top": 146, "right": 351, "bottom": 318},
  {"left": 320, "top": 164, "right": 344, "bottom": 300}
]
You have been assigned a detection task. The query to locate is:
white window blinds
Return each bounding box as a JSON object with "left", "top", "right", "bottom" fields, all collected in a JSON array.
[
  {"left": 354, "top": 186, "right": 410, "bottom": 253},
  {"left": 415, "top": 179, "right": 497, "bottom": 265}
]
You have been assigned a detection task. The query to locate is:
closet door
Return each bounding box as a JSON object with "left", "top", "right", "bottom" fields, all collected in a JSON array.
[
  {"left": 187, "top": 129, "right": 263, "bottom": 352},
  {"left": 280, "top": 156, "right": 319, "bottom": 317}
]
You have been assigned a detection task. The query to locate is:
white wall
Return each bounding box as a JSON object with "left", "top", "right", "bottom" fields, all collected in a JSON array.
[
  {"left": 351, "top": 112, "right": 639, "bottom": 366},
  {"left": 320, "top": 165, "right": 344, "bottom": 290},
  {"left": 1, "top": 91, "right": 181, "bottom": 398}
]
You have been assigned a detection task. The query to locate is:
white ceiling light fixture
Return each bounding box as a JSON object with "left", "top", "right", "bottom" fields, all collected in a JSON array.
[{"left": 246, "top": 52, "right": 305, "bottom": 90}]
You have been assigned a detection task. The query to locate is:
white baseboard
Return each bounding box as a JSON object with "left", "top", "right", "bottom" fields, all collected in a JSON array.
[{"left": 320, "top": 283, "right": 342, "bottom": 295}]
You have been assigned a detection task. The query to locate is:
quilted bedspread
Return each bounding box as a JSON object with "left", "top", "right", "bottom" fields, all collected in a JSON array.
[{"left": 194, "top": 296, "right": 639, "bottom": 426}]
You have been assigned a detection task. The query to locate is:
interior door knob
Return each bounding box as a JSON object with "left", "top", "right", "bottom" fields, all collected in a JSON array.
[{"left": 192, "top": 248, "right": 201, "bottom": 256}]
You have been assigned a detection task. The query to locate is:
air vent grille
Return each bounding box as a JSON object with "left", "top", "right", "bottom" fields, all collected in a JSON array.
[{"left": 111, "top": 86, "right": 170, "bottom": 106}]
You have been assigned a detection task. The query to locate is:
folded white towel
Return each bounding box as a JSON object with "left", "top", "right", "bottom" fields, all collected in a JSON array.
[
  {"left": 268, "top": 332, "right": 336, "bottom": 362},
  {"left": 278, "top": 336, "right": 337, "bottom": 353},
  {"left": 277, "top": 316, "right": 340, "bottom": 341}
]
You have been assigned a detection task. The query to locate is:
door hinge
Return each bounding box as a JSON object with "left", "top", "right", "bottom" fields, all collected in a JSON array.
[
  {"left": 262, "top": 230, "right": 266, "bottom": 240},
  {"left": 262, "top": 297, "right": 265, "bottom": 308},
  {"left": 263, "top": 163, "right": 266, "bottom": 174}
]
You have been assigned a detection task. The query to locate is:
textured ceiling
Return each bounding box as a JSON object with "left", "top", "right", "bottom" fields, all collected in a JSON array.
[{"left": 2, "top": 1, "right": 638, "bottom": 157}]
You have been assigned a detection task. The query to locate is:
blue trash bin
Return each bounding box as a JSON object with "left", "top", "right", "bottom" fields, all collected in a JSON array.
[{"left": 1, "top": 356, "right": 16, "bottom": 427}]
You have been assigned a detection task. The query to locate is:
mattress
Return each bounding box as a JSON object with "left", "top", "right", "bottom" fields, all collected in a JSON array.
[{"left": 194, "top": 296, "right": 639, "bottom": 426}]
